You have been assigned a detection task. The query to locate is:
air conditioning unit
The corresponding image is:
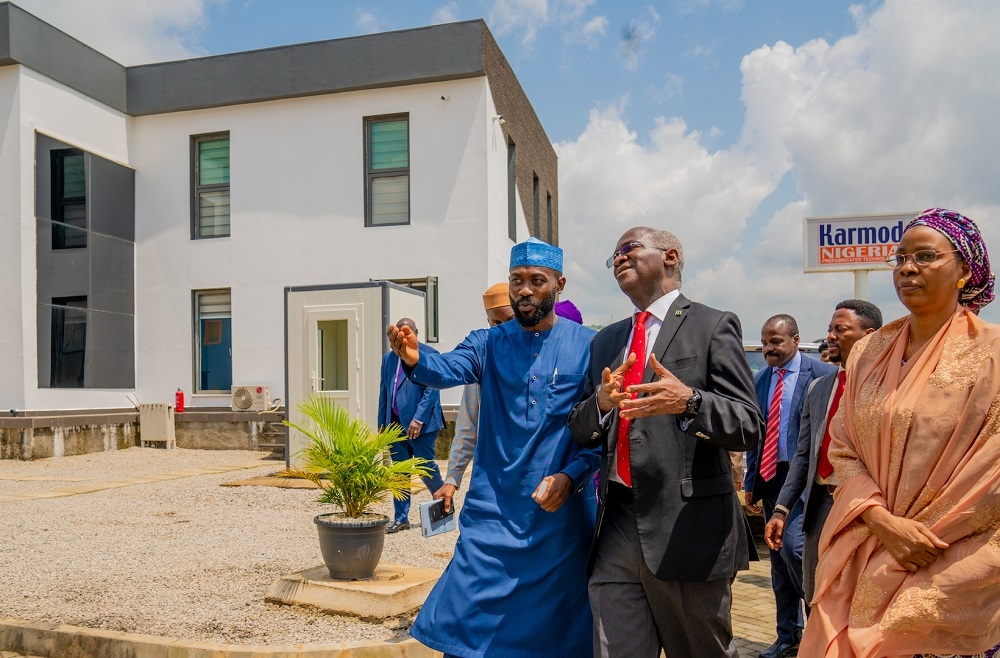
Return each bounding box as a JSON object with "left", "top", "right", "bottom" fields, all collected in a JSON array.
[{"left": 231, "top": 385, "right": 271, "bottom": 412}]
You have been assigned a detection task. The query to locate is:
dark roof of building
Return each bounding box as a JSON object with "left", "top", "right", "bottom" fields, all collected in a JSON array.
[{"left": 0, "top": 2, "right": 488, "bottom": 115}]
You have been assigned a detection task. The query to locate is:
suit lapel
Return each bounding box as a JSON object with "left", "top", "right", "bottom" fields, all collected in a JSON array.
[
  {"left": 810, "top": 372, "right": 837, "bottom": 459},
  {"left": 789, "top": 357, "right": 812, "bottom": 416},
  {"left": 644, "top": 294, "right": 691, "bottom": 384},
  {"left": 607, "top": 320, "right": 632, "bottom": 370}
]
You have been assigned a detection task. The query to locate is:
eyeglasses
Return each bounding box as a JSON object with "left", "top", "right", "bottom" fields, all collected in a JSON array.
[
  {"left": 606, "top": 241, "right": 664, "bottom": 268},
  {"left": 884, "top": 249, "right": 961, "bottom": 269}
]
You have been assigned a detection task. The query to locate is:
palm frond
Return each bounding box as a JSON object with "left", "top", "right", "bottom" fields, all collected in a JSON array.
[{"left": 282, "top": 394, "right": 433, "bottom": 517}]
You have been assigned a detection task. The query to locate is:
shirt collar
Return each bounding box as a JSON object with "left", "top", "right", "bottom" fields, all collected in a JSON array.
[
  {"left": 774, "top": 350, "right": 802, "bottom": 375},
  {"left": 634, "top": 289, "right": 681, "bottom": 324}
]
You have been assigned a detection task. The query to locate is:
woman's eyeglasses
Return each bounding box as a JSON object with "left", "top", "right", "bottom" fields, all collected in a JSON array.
[{"left": 885, "top": 249, "right": 960, "bottom": 269}]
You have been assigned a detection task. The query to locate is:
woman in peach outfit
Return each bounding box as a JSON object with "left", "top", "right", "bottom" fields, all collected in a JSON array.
[{"left": 800, "top": 208, "right": 1000, "bottom": 658}]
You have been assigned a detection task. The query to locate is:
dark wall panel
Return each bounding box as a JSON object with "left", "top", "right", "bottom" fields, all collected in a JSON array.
[{"left": 89, "top": 155, "right": 135, "bottom": 241}]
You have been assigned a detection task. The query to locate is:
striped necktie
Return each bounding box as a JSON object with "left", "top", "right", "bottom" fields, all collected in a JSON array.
[{"left": 760, "top": 368, "right": 786, "bottom": 482}]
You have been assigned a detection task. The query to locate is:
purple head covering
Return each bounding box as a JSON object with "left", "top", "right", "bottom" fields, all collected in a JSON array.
[
  {"left": 554, "top": 300, "right": 583, "bottom": 324},
  {"left": 905, "top": 207, "right": 995, "bottom": 312}
]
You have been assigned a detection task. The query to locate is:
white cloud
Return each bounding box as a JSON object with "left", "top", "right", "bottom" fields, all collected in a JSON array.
[
  {"left": 15, "top": 0, "right": 218, "bottom": 65},
  {"left": 648, "top": 71, "right": 685, "bottom": 102},
  {"left": 555, "top": 0, "right": 595, "bottom": 22},
  {"left": 431, "top": 2, "right": 459, "bottom": 24},
  {"left": 355, "top": 8, "right": 380, "bottom": 34},
  {"left": 559, "top": 0, "right": 1000, "bottom": 336},
  {"left": 563, "top": 15, "right": 607, "bottom": 50},
  {"left": 619, "top": 6, "right": 660, "bottom": 71},
  {"left": 689, "top": 43, "right": 716, "bottom": 59},
  {"left": 488, "top": 0, "right": 549, "bottom": 48}
]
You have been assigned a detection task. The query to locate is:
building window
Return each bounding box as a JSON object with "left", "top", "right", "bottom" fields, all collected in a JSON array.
[
  {"left": 389, "top": 276, "right": 438, "bottom": 343},
  {"left": 51, "top": 149, "right": 87, "bottom": 249},
  {"left": 365, "top": 116, "right": 409, "bottom": 226},
  {"left": 195, "top": 290, "right": 232, "bottom": 392},
  {"left": 192, "top": 133, "right": 230, "bottom": 238},
  {"left": 318, "top": 319, "right": 350, "bottom": 391},
  {"left": 50, "top": 296, "right": 87, "bottom": 388},
  {"left": 507, "top": 138, "right": 517, "bottom": 241},
  {"left": 532, "top": 173, "right": 540, "bottom": 238},
  {"left": 546, "top": 192, "right": 553, "bottom": 244}
]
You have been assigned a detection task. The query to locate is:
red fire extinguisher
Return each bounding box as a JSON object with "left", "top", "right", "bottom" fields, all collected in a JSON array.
[{"left": 175, "top": 388, "right": 185, "bottom": 413}]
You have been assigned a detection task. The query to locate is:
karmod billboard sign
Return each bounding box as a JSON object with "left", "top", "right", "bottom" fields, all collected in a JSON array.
[{"left": 803, "top": 212, "right": 918, "bottom": 273}]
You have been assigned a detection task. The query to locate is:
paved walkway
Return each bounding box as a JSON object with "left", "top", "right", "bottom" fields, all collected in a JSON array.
[
  {"left": 0, "top": 453, "right": 783, "bottom": 656},
  {"left": 732, "top": 541, "right": 780, "bottom": 657},
  {"left": 0, "top": 461, "right": 265, "bottom": 502}
]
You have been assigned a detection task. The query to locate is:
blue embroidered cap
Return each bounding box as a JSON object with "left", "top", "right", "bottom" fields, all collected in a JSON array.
[{"left": 509, "top": 237, "right": 563, "bottom": 272}]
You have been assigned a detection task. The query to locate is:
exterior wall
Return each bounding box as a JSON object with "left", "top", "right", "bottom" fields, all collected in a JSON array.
[
  {"left": 0, "top": 65, "right": 23, "bottom": 408},
  {"left": 0, "top": 10, "right": 554, "bottom": 451},
  {"left": 482, "top": 26, "right": 558, "bottom": 246},
  {"left": 133, "top": 76, "right": 505, "bottom": 409},
  {"left": 16, "top": 66, "right": 133, "bottom": 411}
]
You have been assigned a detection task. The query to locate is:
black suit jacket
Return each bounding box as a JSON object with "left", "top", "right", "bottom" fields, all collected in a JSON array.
[
  {"left": 569, "top": 294, "right": 763, "bottom": 582},
  {"left": 776, "top": 371, "right": 838, "bottom": 521}
]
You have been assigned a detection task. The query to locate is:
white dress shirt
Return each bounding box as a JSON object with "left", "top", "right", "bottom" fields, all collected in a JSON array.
[{"left": 609, "top": 289, "right": 682, "bottom": 485}]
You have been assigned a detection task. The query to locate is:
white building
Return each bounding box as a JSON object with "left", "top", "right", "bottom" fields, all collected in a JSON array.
[{"left": 0, "top": 2, "right": 559, "bottom": 458}]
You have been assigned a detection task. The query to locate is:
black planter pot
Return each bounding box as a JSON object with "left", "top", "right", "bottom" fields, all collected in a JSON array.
[{"left": 314, "top": 512, "right": 389, "bottom": 580}]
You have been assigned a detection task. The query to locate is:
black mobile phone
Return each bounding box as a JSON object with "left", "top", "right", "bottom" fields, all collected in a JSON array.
[{"left": 427, "top": 498, "right": 454, "bottom": 523}]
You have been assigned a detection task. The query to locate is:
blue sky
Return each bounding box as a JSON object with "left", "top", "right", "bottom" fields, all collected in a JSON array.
[{"left": 19, "top": 0, "right": 1000, "bottom": 340}]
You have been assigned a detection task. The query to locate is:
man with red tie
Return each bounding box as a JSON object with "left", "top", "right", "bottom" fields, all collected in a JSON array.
[
  {"left": 763, "top": 301, "right": 882, "bottom": 604},
  {"left": 569, "top": 226, "right": 762, "bottom": 658},
  {"left": 745, "top": 314, "right": 837, "bottom": 658}
]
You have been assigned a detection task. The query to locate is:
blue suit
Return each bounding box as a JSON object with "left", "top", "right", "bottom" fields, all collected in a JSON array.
[
  {"left": 745, "top": 353, "right": 835, "bottom": 644},
  {"left": 378, "top": 343, "right": 445, "bottom": 523}
]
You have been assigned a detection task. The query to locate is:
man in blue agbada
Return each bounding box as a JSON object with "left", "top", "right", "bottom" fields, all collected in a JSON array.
[{"left": 388, "top": 237, "right": 599, "bottom": 658}]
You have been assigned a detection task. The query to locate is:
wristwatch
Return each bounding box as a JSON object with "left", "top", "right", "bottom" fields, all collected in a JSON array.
[{"left": 684, "top": 389, "right": 702, "bottom": 418}]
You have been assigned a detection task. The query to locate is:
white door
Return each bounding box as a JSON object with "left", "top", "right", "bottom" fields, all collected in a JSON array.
[{"left": 291, "top": 303, "right": 362, "bottom": 463}]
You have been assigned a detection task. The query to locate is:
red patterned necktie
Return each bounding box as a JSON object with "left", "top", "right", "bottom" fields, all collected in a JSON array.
[
  {"left": 760, "top": 368, "right": 786, "bottom": 482},
  {"left": 816, "top": 370, "right": 846, "bottom": 479},
  {"left": 617, "top": 311, "right": 651, "bottom": 487}
]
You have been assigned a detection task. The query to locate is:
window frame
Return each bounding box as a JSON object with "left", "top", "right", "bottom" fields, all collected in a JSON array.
[
  {"left": 507, "top": 138, "right": 517, "bottom": 241},
  {"left": 388, "top": 276, "right": 439, "bottom": 343},
  {"left": 193, "top": 288, "right": 233, "bottom": 393},
  {"left": 51, "top": 148, "right": 87, "bottom": 249},
  {"left": 364, "top": 114, "right": 411, "bottom": 227},
  {"left": 532, "top": 172, "right": 540, "bottom": 238},
  {"left": 190, "top": 132, "right": 231, "bottom": 240},
  {"left": 49, "top": 296, "right": 88, "bottom": 389}
]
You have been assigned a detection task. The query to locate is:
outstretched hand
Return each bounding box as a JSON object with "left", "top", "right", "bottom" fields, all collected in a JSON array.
[
  {"left": 597, "top": 353, "right": 635, "bottom": 413},
  {"left": 386, "top": 324, "right": 420, "bottom": 367},
  {"left": 619, "top": 353, "right": 693, "bottom": 420}
]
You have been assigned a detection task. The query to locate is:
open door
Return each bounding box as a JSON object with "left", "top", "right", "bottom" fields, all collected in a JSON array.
[{"left": 284, "top": 282, "right": 425, "bottom": 466}]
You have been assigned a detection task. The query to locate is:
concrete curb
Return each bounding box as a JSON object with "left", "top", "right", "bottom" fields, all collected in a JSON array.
[{"left": 0, "top": 618, "right": 440, "bottom": 658}]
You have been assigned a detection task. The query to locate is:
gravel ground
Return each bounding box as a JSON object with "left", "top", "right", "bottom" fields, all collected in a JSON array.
[{"left": 0, "top": 448, "right": 463, "bottom": 646}]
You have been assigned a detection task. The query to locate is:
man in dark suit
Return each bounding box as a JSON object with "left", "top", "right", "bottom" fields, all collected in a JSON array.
[
  {"left": 764, "top": 300, "right": 882, "bottom": 602},
  {"left": 569, "top": 226, "right": 762, "bottom": 658},
  {"left": 377, "top": 317, "right": 445, "bottom": 533},
  {"left": 745, "top": 314, "right": 836, "bottom": 658}
]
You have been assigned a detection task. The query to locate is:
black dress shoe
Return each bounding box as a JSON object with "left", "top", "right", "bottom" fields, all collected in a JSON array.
[
  {"left": 386, "top": 521, "right": 411, "bottom": 534},
  {"left": 758, "top": 637, "right": 799, "bottom": 658}
]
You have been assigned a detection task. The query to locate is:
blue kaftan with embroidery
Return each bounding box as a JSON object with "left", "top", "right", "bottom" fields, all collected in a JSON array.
[{"left": 409, "top": 318, "right": 599, "bottom": 658}]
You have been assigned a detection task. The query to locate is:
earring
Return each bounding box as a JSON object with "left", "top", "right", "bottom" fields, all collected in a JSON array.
[{"left": 957, "top": 278, "right": 966, "bottom": 289}]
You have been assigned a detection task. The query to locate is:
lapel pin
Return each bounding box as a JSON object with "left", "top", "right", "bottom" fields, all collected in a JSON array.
[{"left": 675, "top": 310, "right": 682, "bottom": 316}]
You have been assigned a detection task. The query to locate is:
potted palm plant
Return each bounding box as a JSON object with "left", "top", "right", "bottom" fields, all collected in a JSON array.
[{"left": 278, "top": 394, "right": 430, "bottom": 580}]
